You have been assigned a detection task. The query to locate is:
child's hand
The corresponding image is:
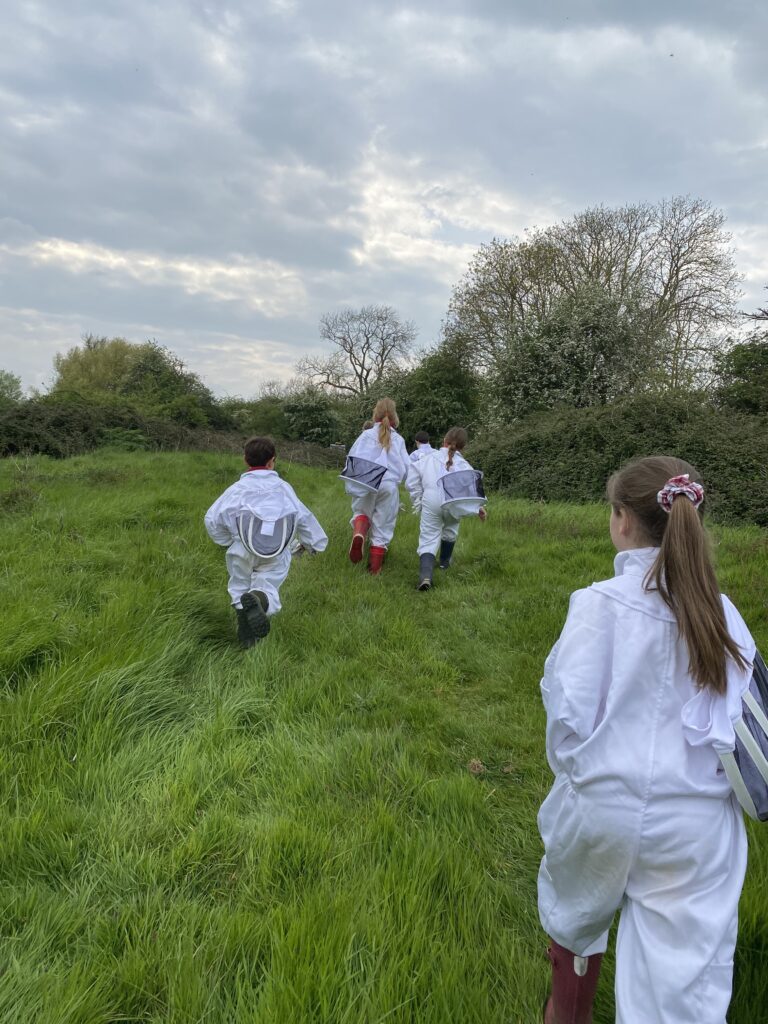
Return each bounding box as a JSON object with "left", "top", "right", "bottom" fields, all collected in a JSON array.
[{"left": 478, "top": 507, "right": 488, "bottom": 521}]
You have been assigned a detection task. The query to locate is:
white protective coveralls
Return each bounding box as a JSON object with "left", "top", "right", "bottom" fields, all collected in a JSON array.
[
  {"left": 406, "top": 447, "right": 471, "bottom": 556},
  {"left": 538, "top": 547, "right": 756, "bottom": 1024},
  {"left": 409, "top": 442, "right": 435, "bottom": 463},
  {"left": 204, "top": 469, "right": 327, "bottom": 614},
  {"left": 345, "top": 425, "right": 409, "bottom": 549}
]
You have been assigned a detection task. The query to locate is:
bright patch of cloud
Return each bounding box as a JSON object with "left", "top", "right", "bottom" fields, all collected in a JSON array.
[
  {"left": 0, "top": 239, "right": 307, "bottom": 317},
  {"left": 0, "top": 304, "right": 297, "bottom": 395},
  {"left": 345, "top": 144, "right": 561, "bottom": 284}
]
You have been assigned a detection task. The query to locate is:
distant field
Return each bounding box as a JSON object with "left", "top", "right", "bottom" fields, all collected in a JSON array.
[{"left": 1, "top": 450, "right": 766, "bottom": 1024}]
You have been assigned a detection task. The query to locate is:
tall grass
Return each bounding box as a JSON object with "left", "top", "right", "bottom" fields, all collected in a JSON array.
[{"left": 0, "top": 450, "right": 766, "bottom": 1023}]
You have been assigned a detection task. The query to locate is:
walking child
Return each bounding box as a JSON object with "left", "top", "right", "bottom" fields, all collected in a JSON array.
[
  {"left": 204, "top": 436, "right": 328, "bottom": 648},
  {"left": 406, "top": 427, "right": 487, "bottom": 591},
  {"left": 341, "top": 397, "right": 409, "bottom": 575},
  {"left": 409, "top": 430, "right": 434, "bottom": 463},
  {"left": 538, "top": 456, "right": 756, "bottom": 1024}
]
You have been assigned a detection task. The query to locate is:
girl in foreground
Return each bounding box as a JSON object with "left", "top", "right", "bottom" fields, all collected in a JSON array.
[
  {"left": 538, "top": 456, "right": 755, "bottom": 1024},
  {"left": 344, "top": 397, "right": 409, "bottom": 574}
]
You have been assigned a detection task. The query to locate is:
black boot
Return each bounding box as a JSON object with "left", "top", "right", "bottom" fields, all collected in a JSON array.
[
  {"left": 439, "top": 540, "right": 456, "bottom": 570},
  {"left": 236, "top": 607, "right": 257, "bottom": 649},
  {"left": 417, "top": 553, "right": 436, "bottom": 591},
  {"left": 241, "top": 590, "right": 270, "bottom": 641}
]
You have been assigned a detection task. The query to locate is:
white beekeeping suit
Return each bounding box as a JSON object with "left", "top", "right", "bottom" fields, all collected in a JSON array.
[
  {"left": 538, "top": 546, "right": 755, "bottom": 1024},
  {"left": 204, "top": 469, "right": 327, "bottom": 613},
  {"left": 409, "top": 442, "right": 435, "bottom": 463},
  {"left": 406, "top": 447, "right": 470, "bottom": 555},
  {"left": 344, "top": 424, "right": 409, "bottom": 548}
]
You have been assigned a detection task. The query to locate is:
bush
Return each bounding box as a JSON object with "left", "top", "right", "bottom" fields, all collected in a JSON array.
[
  {"left": 283, "top": 391, "right": 340, "bottom": 446},
  {"left": 470, "top": 394, "right": 768, "bottom": 526},
  {"left": 219, "top": 396, "right": 289, "bottom": 438}
]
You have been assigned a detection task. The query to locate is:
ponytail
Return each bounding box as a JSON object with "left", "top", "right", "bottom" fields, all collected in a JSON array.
[
  {"left": 371, "top": 398, "right": 398, "bottom": 452},
  {"left": 443, "top": 426, "right": 468, "bottom": 472},
  {"left": 607, "top": 456, "right": 748, "bottom": 694},
  {"left": 378, "top": 415, "right": 392, "bottom": 451}
]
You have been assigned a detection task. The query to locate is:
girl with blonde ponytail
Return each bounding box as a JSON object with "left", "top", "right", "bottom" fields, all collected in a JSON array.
[
  {"left": 340, "top": 397, "right": 409, "bottom": 574},
  {"left": 537, "top": 455, "right": 756, "bottom": 1024}
]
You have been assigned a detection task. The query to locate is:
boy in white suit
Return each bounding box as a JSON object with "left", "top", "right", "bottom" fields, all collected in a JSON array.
[{"left": 204, "top": 437, "right": 328, "bottom": 647}]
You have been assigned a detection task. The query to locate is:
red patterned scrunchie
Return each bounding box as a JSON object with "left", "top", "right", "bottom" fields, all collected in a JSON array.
[{"left": 657, "top": 473, "right": 704, "bottom": 514}]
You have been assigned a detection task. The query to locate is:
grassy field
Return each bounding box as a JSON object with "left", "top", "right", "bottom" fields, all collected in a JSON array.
[{"left": 1, "top": 449, "right": 767, "bottom": 1024}]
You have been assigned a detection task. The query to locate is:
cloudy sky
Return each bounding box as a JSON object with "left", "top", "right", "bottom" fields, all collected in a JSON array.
[{"left": 2, "top": 0, "right": 767, "bottom": 396}]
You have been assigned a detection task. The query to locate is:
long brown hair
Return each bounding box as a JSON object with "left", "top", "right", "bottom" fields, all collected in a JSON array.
[
  {"left": 607, "top": 455, "right": 747, "bottom": 693},
  {"left": 372, "top": 398, "right": 398, "bottom": 451},
  {"left": 443, "top": 427, "right": 468, "bottom": 470}
]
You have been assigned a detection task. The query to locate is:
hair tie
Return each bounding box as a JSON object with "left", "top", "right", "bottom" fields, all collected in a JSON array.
[{"left": 657, "top": 474, "right": 704, "bottom": 513}]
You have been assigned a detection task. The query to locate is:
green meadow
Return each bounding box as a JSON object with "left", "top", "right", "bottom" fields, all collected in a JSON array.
[{"left": 1, "top": 450, "right": 766, "bottom": 1024}]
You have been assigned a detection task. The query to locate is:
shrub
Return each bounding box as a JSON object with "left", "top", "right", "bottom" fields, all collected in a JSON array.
[
  {"left": 470, "top": 394, "right": 768, "bottom": 526},
  {"left": 283, "top": 391, "right": 339, "bottom": 446}
]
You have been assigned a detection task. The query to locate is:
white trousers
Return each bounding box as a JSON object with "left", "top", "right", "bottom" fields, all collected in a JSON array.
[
  {"left": 417, "top": 490, "right": 460, "bottom": 556},
  {"left": 538, "top": 775, "right": 747, "bottom": 1024},
  {"left": 224, "top": 540, "right": 292, "bottom": 614},
  {"left": 350, "top": 481, "right": 400, "bottom": 548}
]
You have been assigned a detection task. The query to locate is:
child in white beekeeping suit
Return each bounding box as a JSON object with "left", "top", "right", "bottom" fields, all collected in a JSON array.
[
  {"left": 405, "top": 426, "right": 487, "bottom": 591},
  {"left": 538, "top": 455, "right": 756, "bottom": 1024},
  {"left": 341, "top": 397, "right": 409, "bottom": 575},
  {"left": 204, "top": 436, "right": 328, "bottom": 648},
  {"left": 409, "top": 430, "right": 434, "bottom": 463}
]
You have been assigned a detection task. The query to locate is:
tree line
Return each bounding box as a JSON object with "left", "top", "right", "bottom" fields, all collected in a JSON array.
[{"left": 1, "top": 195, "right": 766, "bottom": 464}]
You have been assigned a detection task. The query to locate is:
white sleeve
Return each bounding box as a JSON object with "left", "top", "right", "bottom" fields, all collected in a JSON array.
[
  {"left": 204, "top": 487, "right": 237, "bottom": 547},
  {"left": 394, "top": 435, "right": 410, "bottom": 482},
  {"left": 540, "top": 588, "right": 614, "bottom": 774},
  {"left": 405, "top": 459, "right": 424, "bottom": 509},
  {"left": 283, "top": 482, "right": 328, "bottom": 553},
  {"left": 346, "top": 432, "right": 365, "bottom": 458}
]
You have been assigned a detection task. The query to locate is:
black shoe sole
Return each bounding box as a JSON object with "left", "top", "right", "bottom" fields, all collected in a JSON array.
[
  {"left": 241, "top": 592, "right": 270, "bottom": 640},
  {"left": 417, "top": 579, "right": 432, "bottom": 591}
]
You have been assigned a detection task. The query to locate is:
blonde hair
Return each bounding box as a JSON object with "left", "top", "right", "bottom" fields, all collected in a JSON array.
[
  {"left": 372, "top": 398, "right": 399, "bottom": 451},
  {"left": 443, "top": 426, "right": 468, "bottom": 471},
  {"left": 607, "top": 455, "right": 748, "bottom": 694}
]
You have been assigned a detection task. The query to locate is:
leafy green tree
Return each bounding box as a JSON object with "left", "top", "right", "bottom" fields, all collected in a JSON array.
[
  {"left": 0, "top": 370, "right": 23, "bottom": 405},
  {"left": 51, "top": 335, "right": 142, "bottom": 395},
  {"left": 446, "top": 197, "right": 740, "bottom": 390},
  {"left": 714, "top": 333, "right": 768, "bottom": 415},
  {"left": 50, "top": 336, "right": 229, "bottom": 428},
  {"left": 380, "top": 339, "right": 480, "bottom": 443},
  {"left": 490, "top": 286, "right": 660, "bottom": 419}
]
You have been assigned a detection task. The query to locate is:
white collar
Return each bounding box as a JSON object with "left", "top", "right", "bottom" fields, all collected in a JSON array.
[{"left": 613, "top": 547, "right": 659, "bottom": 578}]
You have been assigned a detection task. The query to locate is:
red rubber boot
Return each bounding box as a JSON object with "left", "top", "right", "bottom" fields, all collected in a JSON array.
[
  {"left": 349, "top": 515, "right": 370, "bottom": 564},
  {"left": 543, "top": 941, "right": 603, "bottom": 1024},
  {"left": 367, "top": 545, "right": 386, "bottom": 575}
]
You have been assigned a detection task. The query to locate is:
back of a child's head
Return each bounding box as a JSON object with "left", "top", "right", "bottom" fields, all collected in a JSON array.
[
  {"left": 414, "top": 430, "right": 430, "bottom": 445},
  {"left": 244, "top": 436, "right": 276, "bottom": 468},
  {"left": 372, "top": 398, "right": 398, "bottom": 451},
  {"left": 444, "top": 426, "right": 468, "bottom": 469},
  {"left": 607, "top": 455, "right": 746, "bottom": 693}
]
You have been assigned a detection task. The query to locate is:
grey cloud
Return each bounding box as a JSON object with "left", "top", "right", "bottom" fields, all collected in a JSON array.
[{"left": 1, "top": 0, "right": 766, "bottom": 394}]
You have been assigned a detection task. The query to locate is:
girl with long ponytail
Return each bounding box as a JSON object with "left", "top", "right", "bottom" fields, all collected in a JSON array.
[
  {"left": 341, "top": 397, "right": 409, "bottom": 574},
  {"left": 405, "top": 426, "right": 487, "bottom": 590},
  {"left": 538, "top": 455, "right": 755, "bottom": 1024}
]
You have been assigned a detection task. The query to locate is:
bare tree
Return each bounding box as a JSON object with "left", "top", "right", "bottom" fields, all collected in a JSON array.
[
  {"left": 744, "top": 286, "right": 768, "bottom": 322},
  {"left": 296, "top": 305, "right": 416, "bottom": 395}
]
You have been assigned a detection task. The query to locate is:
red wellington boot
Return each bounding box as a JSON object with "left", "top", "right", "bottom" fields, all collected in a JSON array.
[
  {"left": 543, "top": 941, "right": 603, "bottom": 1024},
  {"left": 349, "top": 515, "right": 370, "bottom": 564},
  {"left": 367, "top": 545, "right": 386, "bottom": 575}
]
